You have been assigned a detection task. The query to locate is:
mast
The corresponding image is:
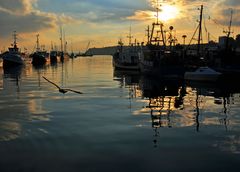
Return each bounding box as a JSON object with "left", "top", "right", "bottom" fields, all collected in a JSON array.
[
  {"left": 224, "top": 10, "right": 233, "bottom": 50},
  {"left": 63, "top": 28, "right": 67, "bottom": 53},
  {"left": 197, "top": 5, "right": 203, "bottom": 57},
  {"left": 51, "top": 41, "right": 53, "bottom": 51},
  {"left": 60, "top": 25, "right": 63, "bottom": 53},
  {"left": 13, "top": 31, "right": 18, "bottom": 49},
  {"left": 36, "top": 34, "right": 40, "bottom": 52},
  {"left": 226, "top": 10, "right": 233, "bottom": 38},
  {"left": 71, "top": 39, "right": 73, "bottom": 53},
  {"left": 146, "top": 25, "right": 150, "bottom": 44},
  {"left": 127, "top": 25, "right": 133, "bottom": 45}
]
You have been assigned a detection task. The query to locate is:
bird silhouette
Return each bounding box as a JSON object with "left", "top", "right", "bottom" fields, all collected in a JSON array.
[{"left": 42, "top": 76, "right": 83, "bottom": 94}]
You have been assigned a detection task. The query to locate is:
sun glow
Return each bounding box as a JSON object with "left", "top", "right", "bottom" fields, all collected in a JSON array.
[{"left": 157, "top": 5, "right": 180, "bottom": 22}]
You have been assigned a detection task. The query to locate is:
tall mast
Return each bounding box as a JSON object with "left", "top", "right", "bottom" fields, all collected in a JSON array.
[
  {"left": 127, "top": 25, "right": 133, "bottom": 45},
  {"left": 226, "top": 10, "right": 233, "bottom": 38},
  {"left": 71, "top": 39, "right": 73, "bottom": 53},
  {"left": 36, "top": 34, "right": 40, "bottom": 52},
  {"left": 224, "top": 10, "right": 233, "bottom": 50},
  {"left": 146, "top": 25, "right": 150, "bottom": 44},
  {"left": 197, "top": 5, "right": 203, "bottom": 56},
  {"left": 51, "top": 41, "right": 53, "bottom": 50},
  {"left": 60, "top": 25, "right": 63, "bottom": 52},
  {"left": 63, "top": 28, "right": 66, "bottom": 53},
  {"left": 13, "top": 31, "right": 17, "bottom": 48}
]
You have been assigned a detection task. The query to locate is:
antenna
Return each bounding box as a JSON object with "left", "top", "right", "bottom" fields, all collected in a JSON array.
[{"left": 153, "top": 0, "right": 160, "bottom": 24}]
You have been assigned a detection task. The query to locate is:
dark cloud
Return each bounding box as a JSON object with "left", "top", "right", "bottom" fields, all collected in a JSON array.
[
  {"left": 222, "top": 0, "right": 240, "bottom": 7},
  {"left": 211, "top": 0, "right": 240, "bottom": 27},
  {"left": 216, "top": 8, "right": 240, "bottom": 26},
  {"left": 37, "top": 0, "right": 150, "bottom": 24},
  {"left": 0, "top": 0, "right": 27, "bottom": 12},
  {"left": 0, "top": 11, "right": 55, "bottom": 36},
  {"left": 0, "top": 0, "right": 57, "bottom": 38}
]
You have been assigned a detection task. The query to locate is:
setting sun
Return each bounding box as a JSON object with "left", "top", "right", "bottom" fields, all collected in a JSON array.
[{"left": 158, "top": 4, "right": 180, "bottom": 22}]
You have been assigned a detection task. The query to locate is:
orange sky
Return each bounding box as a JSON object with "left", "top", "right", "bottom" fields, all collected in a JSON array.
[{"left": 0, "top": 0, "right": 240, "bottom": 53}]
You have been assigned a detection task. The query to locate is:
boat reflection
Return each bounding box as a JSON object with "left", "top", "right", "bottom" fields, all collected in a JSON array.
[
  {"left": 139, "top": 76, "right": 185, "bottom": 146},
  {"left": 113, "top": 69, "right": 140, "bottom": 88},
  {"left": 0, "top": 66, "right": 23, "bottom": 141},
  {"left": 3, "top": 65, "right": 23, "bottom": 78},
  {"left": 0, "top": 64, "right": 53, "bottom": 142},
  {"left": 186, "top": 78, "right": 240, "bottom": 131},
  {"left": 114, "top": 68, "right": 240, "bottom": 146},
  {"left": 3, "top": 65, "right": 23, "bottom": 92}
]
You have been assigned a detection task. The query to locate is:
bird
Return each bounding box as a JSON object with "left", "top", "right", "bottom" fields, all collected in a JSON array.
[{"left": 42, "top": 76, "right": 83, "bottom": 94}]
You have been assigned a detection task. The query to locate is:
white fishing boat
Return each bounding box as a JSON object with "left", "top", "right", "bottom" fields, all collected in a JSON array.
[
  {"left": 184, "top": 67, "right": 222, "bottom": 82},
  {"left": 2, "top": 31, "right": 24, "bottom": 67},
  {"left": 112, "top": 40, "right": 140, "bottom": 70}
]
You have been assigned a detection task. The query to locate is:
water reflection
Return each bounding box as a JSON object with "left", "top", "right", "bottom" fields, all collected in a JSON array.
[
  {"left": 3, "top": 65, "right": 23, "bottom": 92},
  {"left": 0, "top": 66, "right": 23, "bottom": 141},
  {"left": 0, "top": 64, "right": 52, "bottom": 142},
  {"left": 0, "top": 56, "right": 239, "bottom": 171},
  {"left": 114, "top": 68, "right": 240, "bottom": 148}
]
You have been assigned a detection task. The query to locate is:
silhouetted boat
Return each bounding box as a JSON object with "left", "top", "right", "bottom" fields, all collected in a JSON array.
[
  {"left": 2, "top": 31, "right": 24, "bottom": 68},
  {"left": 138, "top": 3, "right": 184, "bottom": 78},
  {"left": 31, "top": 34, "right": 49, "bottom": 66}
]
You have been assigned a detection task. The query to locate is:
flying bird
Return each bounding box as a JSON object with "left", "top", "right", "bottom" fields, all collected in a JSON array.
[{"left": 42, "top": 76, "right": 83, "bottom": 94}]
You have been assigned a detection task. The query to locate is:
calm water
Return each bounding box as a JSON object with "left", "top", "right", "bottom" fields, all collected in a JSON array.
[{"left": 0, "top": 55, "right": 240, "bottom": 172}]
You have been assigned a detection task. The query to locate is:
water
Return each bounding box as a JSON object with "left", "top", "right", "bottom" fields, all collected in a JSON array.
[{"left": 0, "top": 55, "right": 240, "bottom": 172}]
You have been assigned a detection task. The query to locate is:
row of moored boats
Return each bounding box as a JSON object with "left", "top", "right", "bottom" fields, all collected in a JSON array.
[{"left": 0, "top": 31, "right": 77, "bottom": 69}]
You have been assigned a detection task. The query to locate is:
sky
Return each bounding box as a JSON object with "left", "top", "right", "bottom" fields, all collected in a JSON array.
[{"left": 0, "top": 0, "right": 240, "bottom": 53}]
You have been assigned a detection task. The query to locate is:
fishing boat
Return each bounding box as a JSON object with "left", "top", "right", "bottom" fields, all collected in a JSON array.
[
  {"left": 49, "top": 42, "right": 58, "bottom": 63},
  {"left": 138, "top": 1, "right": 184, "bottom": 78},
  {"left": 184, "top": 66, "right": 222, "bottom": 82},
  {"left": 113, "top": 26, "right": 141, "bottom": 70},
  {"left": 2, "top": 31, "right": 24, "bottom": 68},
  {"left": 31, "top": 34, "right": 49, "bottom": 66},
  {"left": 113, "top": 40, "right": 141, "bottom": 70}
]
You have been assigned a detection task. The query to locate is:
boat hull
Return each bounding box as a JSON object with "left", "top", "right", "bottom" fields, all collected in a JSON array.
[
  {"left": 32, "top": 54, "right": 47, "bottom": 66},
  {"left": 113, "top": 60, "right": 139, "bottom": 70},
  {"left": 2, "top": 53, "right": 24, "bottom": 67}
]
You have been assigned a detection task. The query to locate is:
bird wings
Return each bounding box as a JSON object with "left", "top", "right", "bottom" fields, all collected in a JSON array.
[
  {"left": 42, "top": 76, "right": 61, "bottom": 89},
  {"left": 63, "top": 89, "right": 83, "bottom": 94},
  {"left": 42, "top": 76, "right": 83, "bottom": 94}
]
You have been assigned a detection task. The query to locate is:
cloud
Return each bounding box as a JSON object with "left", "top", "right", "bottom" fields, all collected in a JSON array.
[
  {"left": 36, "top": 0, "right": 150, "bottom": 24},
  {"left": 0, "top": 0, "right": 75, "bottom": 38},
  {"left": 126, "top": 10, "right": 153, "bottom": 21},
  {"left": 209, "top": 0, "right": 240, "bottom": 26}
]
